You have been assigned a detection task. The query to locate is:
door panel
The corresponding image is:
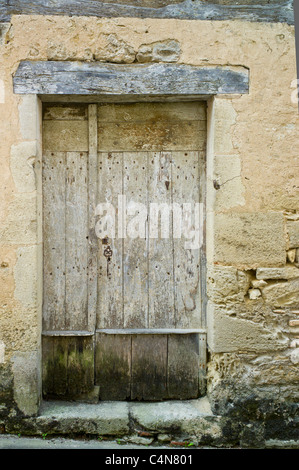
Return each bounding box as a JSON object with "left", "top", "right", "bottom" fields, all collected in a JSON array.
[{"left": 42, "top": 101, "right": 207, "bottom": 401}]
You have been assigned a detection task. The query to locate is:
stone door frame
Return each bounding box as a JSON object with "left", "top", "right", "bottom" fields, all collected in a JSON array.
[{"left": 13, "top": 61, "right": 249, "bottom": 415}]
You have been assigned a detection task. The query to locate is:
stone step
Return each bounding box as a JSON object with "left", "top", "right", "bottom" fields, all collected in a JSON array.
[{"left": 5, "top": 397, "right": 222, "bottom": 445}]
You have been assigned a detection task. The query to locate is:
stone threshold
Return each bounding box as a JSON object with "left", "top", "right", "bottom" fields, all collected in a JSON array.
[
  {"left": 2, "top": 398, "right": 299, "bottom": 448},
  {"left": 4, "top": 397, "right": 224, "bottom": 446}
]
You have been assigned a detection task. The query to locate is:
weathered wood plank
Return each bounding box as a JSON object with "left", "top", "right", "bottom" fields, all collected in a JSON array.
[
  {"left": 97, "top": 102, "right": 206, "bottom": 123},
  {"left": 67, "top": 336, "right": 94, "bottom": 397},
  {"left": 87, "top": 104, "right": 98, "bottom": 332},
  {"left": 42, "top": 336, "right": 54, "bottom": 396},
  {"left": 123, "top": 152, "right": 149, "bottom": 328},
  {"left": 42, "top": 151, "right": 66, "bottom": 331},
  {"left": 42, "top": 336, "right": 94, "bottom": 398},
  {"left": 95, "top": 328, "right": 206, "bottom": 334},
  {"left": 131, "top": 334, "right": 168, "bottom": 400},
  {"left": 95, "top": 333, "right": 131, "bottom": 400},
  {"left": 52, "top": 337, "right": 68, "bottom": 397},
  {"left": 167, "top": 334, "right": 199, "bottom": 399},
  {"left": 96, "top": 152, "right": 124, "bottom": 329},
  {"left": 172, "top": 151, "right": 202, "bottom": 329},
  {"left": 14, "top": 62, "right": 250, "bottom": 97},
  {"left": 1, "top": 1, "right": 293, "bottom": 25},
  {"left": 97, "top": 122, "right": 205, "bottom": 152},
  {"left": 65, "top": 152, "right": 89, "bottom": 330},
  {"left": 43, "top": 120, "right": 88, "bottom": 152},
  {"left": 43, "top": 103, "right": 88, "bottom": 121},
  {"left": 148, "top": 151, "right": 175, "bottom": 328}
]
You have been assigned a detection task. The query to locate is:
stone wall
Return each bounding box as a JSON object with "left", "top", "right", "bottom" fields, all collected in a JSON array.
[{"left": 0, "top": 8, "right": 298, "bottom": 444}]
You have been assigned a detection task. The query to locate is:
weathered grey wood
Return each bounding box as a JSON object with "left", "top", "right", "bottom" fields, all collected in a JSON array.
[
  {"left": 43, "top": 103, "right": 88, "bottom": 120},
  {"left": 41, "top": 95, "right": 211, "bottom": 103},
  {"left": 87, "top": 105, "right": 98, "bottom": 332},
  {"left": 42, "top": 101, "right": 208, "bottom": 400},
  {"left": 96, "top": 328, "right": 206, "bottom": 334},
  {"left": 65, "top": 152, "right": 89, "bottom": 330},
  {"left": 96, "top": 152, "right": 124, "bottom": 328},
  {"left": 131, "top": 334, "right": 168, "bottom": 400},
  {"left": 42, "top": 330, "right": 94, "bottom": 336},
  {"left": 1, "top": 1, "right": 294, "bottom": 25},
  {"left": 123, "top": 152, "right": 149, "bottom": 328},
  {"left": 43, "top": 120, "right": 88, "bottom": 152},
  {"left": 97, "top": 102, "right": 206, "bottom": 123},
  {"left": 95, "top": 333, "right": 131, "bottom": 400},
  {"left": 42, "top": 151, "right": 66, "bottom": 331},
  {"left": 14, "top": 62, "right": 249, "bottom": 97},
  {"left": 97, "top": 121, "right": 206, "bottom": 152},
  {"left": 172, "top": 151, "right": 202, "bottom": 329},
  {"left": 167, "top": 334, "right": 199, "bottom": 399},
  {"left": 148, "top": 151, "right": 175, "bottom": 328}
]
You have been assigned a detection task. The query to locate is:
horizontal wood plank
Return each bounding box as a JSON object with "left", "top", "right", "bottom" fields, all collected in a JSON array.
[
  {"left": 97, "top": 122, "right": 205, "bottom": 152},
  {"left": 97, "top": 102, "right": 206, "bottom": 122},
  {"left": 0, "top": 1, "right": 293, "bottom": 24},
  {"left": 14, "top": 62, "right": 249, "bottom": 97},
  {"left": 43, "top": 104, "right": 88, "bottom": 120},
  {"left": 43, "top": 121, "right": 88, "bottom": 151}
]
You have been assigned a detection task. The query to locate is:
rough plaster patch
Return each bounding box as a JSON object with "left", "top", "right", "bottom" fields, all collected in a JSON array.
[
  {"left": 214, "top": 155, "right": 245, "bottom": 209},
  {"left": 14, "top": 245, "right": 37, "bottom": 309},
  {"left": 0, "top": 194, "right": 37, "bottom": 244},
  {"left": 94, "top": 34, "right": 135, "bottom": 63},
  {"left": 136, "top": 39, "right": 181, "bottom": 63},
  {"left": 214, "top": 99, "right": 237, "bottom": 154},
  {"left": 10, "top": 141, "right": 37, "bottom": 193}
]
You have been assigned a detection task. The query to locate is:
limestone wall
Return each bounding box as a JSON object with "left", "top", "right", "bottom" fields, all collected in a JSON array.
[{"left": 0, "top": 13, "right": 298, "bottom": 421}]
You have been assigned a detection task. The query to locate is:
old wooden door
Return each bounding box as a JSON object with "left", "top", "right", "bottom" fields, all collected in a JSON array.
[{"left": 42, "top": 101, "right": 207, "bottom": 401}]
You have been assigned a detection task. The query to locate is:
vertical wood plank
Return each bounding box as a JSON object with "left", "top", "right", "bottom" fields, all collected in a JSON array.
[
  {"left": 65, "top": 152, "right": 89, "bottom": 330},
  {"left": 88, "top": 104, "right": 98, "bottom": 332},
  {"left": 95, "top": 333, "right": 131, "bottom": 400},
  {"left": 67, "top": 336, "right": 94, "bottom": 396},
  {"left": 42, "top": 151, "right": 66, "bottom": 331},
  {"left": 167, "top": 334, "right": 199, "bottom": 399},
  {"left": 42, "top": 336, "right": 54, "bottom": 397},
  {"left": 172, "top": 151, "right": 201, "bottom": 329},
  {"left": 52, "top": 337, "right": 68, "bottom": 397},
  {"left": 97, "top": 152, "right": 123, "bottom": 328},
  {"left": 123, "top": 152, "right": 148, "bottom": 328},
  {"left": 131, "top": 334, "right": 168, "bottom": 400},
  {"left": 148, "top": 151, "right": 175, "bottom": 328}
]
